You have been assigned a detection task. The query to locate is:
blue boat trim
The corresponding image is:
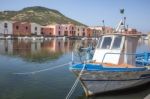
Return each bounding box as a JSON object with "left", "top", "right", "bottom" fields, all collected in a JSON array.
[{"left": 70, "top": 64, "right": 147, "bottom": 72}]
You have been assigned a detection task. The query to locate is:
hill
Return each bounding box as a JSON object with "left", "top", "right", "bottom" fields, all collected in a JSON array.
[{"left": 0, "top": 6, "right": 85, "bottom": 26}]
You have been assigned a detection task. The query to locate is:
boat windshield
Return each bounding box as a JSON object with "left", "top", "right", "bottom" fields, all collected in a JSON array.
[
  {"left": 96, "top": 37, "right": 102, "bottom": 48},
  {"left": 112, "top": 36, "right": 122, "bottom": 49},
  {"left": 101, "top": 37, "right": 112, "bottom": 49}
]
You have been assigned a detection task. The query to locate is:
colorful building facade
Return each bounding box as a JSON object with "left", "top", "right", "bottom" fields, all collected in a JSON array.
[
  {"left": 41, "top": 25, "right": 54, "bottom": 36},
  {"left": 0, "top": 21, "right": 14, "bottom": 36},
  {"left": 75, "top": 26, "right": 87, "bottom": 37},
  {"left": 13, "top": 22, "right": 31, "bottom": 36},
  {"left": 31, "top": 23, "right": 41, "bottom": 36}
]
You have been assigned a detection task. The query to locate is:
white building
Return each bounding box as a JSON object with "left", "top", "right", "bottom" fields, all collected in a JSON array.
[
  {"left": 0, "top": 21, "right": 14, "bottom": 36},
  {"left": 31, "top": 23, "right": 41, "bottom": 36}
]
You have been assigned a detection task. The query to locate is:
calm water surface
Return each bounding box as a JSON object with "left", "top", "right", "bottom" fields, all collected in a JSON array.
[{"left": 0, "top": 39, "right": 150, "bottom": 99}]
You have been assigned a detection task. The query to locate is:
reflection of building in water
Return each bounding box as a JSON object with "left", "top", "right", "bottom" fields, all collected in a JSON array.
[
  {"left": 0, "top": 40, "right": 13, "bottom": 54},
  {"left": 31, "top": 41, "right": 42, "bottom": 52},
  {"left": 40, "top": 39, "right": 77, "bottom": 53},
  {"left": 0, "top": 39, "right": 98, "bottom": 58},
  {"left": 13, "top": 40, "right": 31, "bottom": 56}
]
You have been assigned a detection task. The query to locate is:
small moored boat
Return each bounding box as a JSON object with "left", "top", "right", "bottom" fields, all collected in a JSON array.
[{"left": 70, "top": 16, "right": 150, "bottom": 96}]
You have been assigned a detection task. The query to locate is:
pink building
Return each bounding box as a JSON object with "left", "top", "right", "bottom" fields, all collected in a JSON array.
[
  {"left": 47, "top": 24, "right": 63, "bottom": 36},
  {"left": 61, "top": 24, "right": 76, "bottom": 37},
  {"left": 76, "top": 26, "right": 87, "bottom": 37}
]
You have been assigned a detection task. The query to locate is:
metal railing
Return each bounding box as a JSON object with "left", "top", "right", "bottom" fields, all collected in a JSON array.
[{"left": 101, "top": 52, "right": 150, "bottom": 66}]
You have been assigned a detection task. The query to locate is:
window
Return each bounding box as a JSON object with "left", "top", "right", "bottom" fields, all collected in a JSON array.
[
  {"left": 35, "top": 27, "right": 37, "bottom": 31},
  {"left": 4, "top": 23, "right": 8, "bottom": 28},
  {"left": 16, "top": 26, "right": 19, "bottom": 30},
  {"left": 101, "top": 37, "right": 112, "bottom": 49},
  {"left": 112, "top": 36, "right": 122, "bottom": 49},
  {"left": 58, "top": 31, "right": 61, "bottom": 36},
  {"left": 26, "top": 26, "right": 28, "bottom": 30},
  {"left": 83, "top": 32, "right": 85, "bottom": 36}
]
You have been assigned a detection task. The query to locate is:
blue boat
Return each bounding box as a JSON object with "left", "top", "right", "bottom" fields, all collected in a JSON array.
[{"left": 70, "top": 18, "right": 150, "bottom": 96}]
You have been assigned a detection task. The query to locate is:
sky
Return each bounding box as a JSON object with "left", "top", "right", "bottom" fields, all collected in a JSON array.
[{"left": 0, "top": 0, "right": 150, "bottom": 33}]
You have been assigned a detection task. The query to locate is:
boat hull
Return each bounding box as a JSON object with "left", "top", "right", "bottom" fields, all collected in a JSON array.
[{"left": 72, "top": 69, "right": 150, "bottom": 96}]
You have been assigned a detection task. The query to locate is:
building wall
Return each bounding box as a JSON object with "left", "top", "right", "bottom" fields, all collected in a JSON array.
[
  {"left": 89, "top": 26, "right": 114, "bottom": 37},
  {"left": 55, "top": 24, "right": 63, "bottom": 36},
  {"left": 76, "top": 26, "right": 87, "bottom": 37},
  {"left": 87, "top": 28, "right": 93, "bottom": 37},
  {"left": 0, "top": 21, "right": 13, "bottom": 35},
  {"left": 42, "top": 24, "right": 63, "bottom": 36},
  {"left": 61, "top": 24, "right": 76, "bottom": 37},
  {"left": 41, "top": 26, "right": 54, "bottom": 36},
  {"left": 62, "top": 24, "right": 69, "bottom": 36},
  {"left": 31, "top": 23, "right": 41, "bottom": 36},
  {"left": 13, "top": 22, "right": 31, "bottom": 36}
]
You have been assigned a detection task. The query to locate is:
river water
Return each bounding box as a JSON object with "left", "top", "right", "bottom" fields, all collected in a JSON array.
[{"left": 0, "top": 39, "right": 149, "bottom": 99}]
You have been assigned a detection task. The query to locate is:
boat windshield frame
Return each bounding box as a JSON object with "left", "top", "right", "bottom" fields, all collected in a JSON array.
[{"left": 97, "top": 35, "right": 125, "bottom": 50}]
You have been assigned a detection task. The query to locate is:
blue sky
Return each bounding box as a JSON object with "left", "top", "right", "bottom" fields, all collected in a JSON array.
[{"left": 0, "top": 0, "right": 150, "bottom": 33}]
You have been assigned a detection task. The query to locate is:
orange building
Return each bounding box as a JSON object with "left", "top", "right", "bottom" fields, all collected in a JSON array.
[
  {"left": 41, "top": 26, "right": 54, "bottom": 36},
  {"left": 87, "top": 28, "right": 93, "bottom": 37}
]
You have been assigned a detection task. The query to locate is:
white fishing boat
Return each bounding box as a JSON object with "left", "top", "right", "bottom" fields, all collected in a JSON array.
[{"left": 70, "top": 12, "right": 150, "bottom": 96}]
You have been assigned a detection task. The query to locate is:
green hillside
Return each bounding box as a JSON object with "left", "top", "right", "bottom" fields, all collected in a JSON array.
[{"left": 0, "top": 6, "right": 85, "bottom": 26}]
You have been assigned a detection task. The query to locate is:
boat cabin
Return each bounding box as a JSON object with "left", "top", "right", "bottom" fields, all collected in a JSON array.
[{"left": 92, "top": 34, "right": 140, "bottom": 67}]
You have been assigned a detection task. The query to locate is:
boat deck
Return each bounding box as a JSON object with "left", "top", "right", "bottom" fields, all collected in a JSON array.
[{"left": 89, "top": 61, "right": 134, "bottom": 68}]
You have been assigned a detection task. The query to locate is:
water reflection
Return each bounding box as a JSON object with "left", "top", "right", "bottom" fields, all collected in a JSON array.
[
  {"left": 137, "top": 39, "right": 150, "bottom": 52},
  {"left": 0, "top": 39, "right": 149, "bottom": 63},
  {"left": 0, "top": 39, "right": 96, "bottom": 63}
]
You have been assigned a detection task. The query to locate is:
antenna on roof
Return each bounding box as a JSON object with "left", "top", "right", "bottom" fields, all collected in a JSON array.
[
  {"left": 116, "top": 9, "right": 127, "bottom": 32},
  {"left": 102, "top": 20, "right": 105, "bottom": 34},
  {"left": 120, "top": 9, "right": 126, "bottom": 30},
  {"left": 120, "top": 9, "right": 124, "bottom": 14}
]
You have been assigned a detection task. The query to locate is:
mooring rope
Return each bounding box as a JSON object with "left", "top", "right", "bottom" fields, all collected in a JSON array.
[
  {"left": 13, "top": 62, "right": 70, "bottom": 75},
  {"left": 65, "top": 62, "right": 86, "bottom": 99}
]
